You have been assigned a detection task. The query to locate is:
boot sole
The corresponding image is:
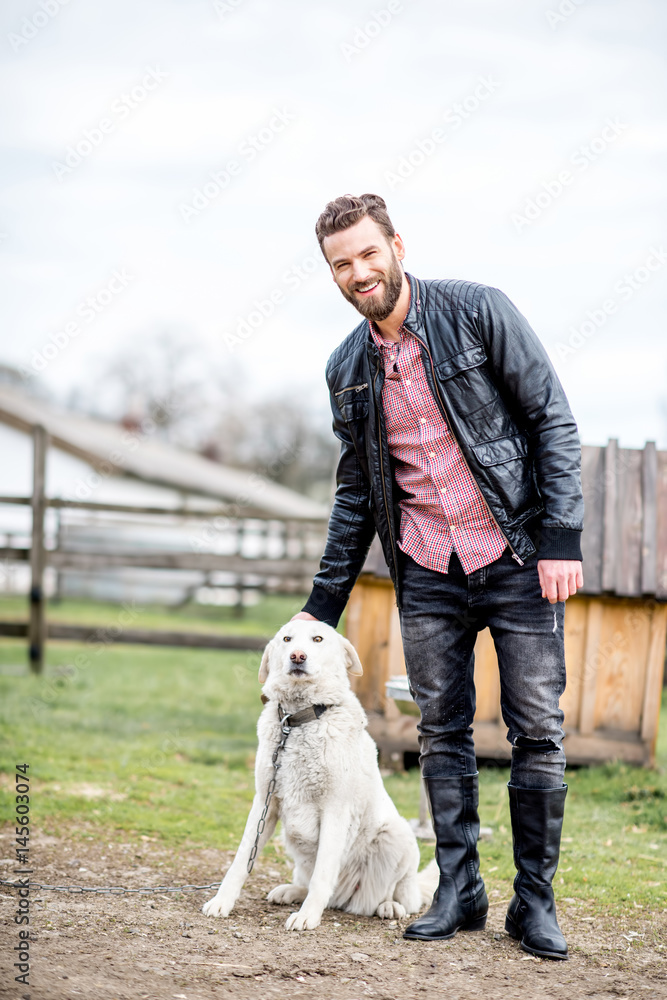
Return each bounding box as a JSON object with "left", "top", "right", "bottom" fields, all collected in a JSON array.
[
  {"left": 505, "top": 914, "right": 568, "bottom": 961},
  {"left": 403, "top": 914, "right": 487, "bottom": 941}
]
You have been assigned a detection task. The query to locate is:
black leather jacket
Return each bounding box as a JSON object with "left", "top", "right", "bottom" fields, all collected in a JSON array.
[{"left": 303, "top": 273, "right": 584, "bottom": 627}]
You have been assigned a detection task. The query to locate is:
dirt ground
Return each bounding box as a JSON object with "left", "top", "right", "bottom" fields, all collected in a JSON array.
[{"left": 1, "top": 828, "right": 666, "bottom": 1000}]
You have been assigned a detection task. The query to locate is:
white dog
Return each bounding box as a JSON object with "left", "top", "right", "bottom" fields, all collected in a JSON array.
[{"left": 203, "top": 619, "right": 435, "bottom": 931}]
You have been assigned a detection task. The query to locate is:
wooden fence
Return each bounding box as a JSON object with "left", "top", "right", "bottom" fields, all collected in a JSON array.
[{"left": 0, "top": 425, "right": 326, "bottom": 671}]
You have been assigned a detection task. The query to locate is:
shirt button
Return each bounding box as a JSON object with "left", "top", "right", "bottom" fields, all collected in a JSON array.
[
  {"left": 389, "top": 354, "right": 396, "bottom": 361},
  {"left": 405, "top": 379, "right": 412, "bottom": 386},
  {"left": 420, "top": 418, "right": 427, "bottom": 425},
  {"left": 429, "top": 452, "right": 436, "bottom": 458},
  {"left": 449, "top": 524, "right": 456, "bottom": 530},
  {"left": 440, "top": 488, "right": 447, "bottom": 495}
]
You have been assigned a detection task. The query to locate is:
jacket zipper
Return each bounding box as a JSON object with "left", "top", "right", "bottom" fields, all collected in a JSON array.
[
  {"left": 373, "top": 366, "right": 399, "bottom": 575},
  {"left": 411, "top": 329, "right": 525, "bottom": 567},
  {"left": 334, "top": 383, "right": 369, "bottom": 396}
]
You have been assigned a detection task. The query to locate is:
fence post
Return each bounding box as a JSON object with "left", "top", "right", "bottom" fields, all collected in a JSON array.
[{"left": 28, "top": 424, "right": 48, "bottom": 674}]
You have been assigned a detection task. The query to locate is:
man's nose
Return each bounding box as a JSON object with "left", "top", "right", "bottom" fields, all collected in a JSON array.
[
  {"left": 349, "top": 260, "right": 373, "bottom": 284},
  {"left": 290, "top": 649, "right": 307, "bottom": 664}
]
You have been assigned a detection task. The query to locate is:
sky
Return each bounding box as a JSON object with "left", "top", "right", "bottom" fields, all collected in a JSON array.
[{"left": 1, "top": 0, "right": 666, "bottom": 450}]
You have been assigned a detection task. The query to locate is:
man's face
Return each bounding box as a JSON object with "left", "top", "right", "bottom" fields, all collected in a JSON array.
[{"left": 322, "top": 215, "right": 406, "bottom": 322}]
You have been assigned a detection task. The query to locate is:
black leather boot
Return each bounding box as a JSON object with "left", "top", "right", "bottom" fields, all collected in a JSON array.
[
  {"left": 403, "top": 773, "right": 488, "bottom": 941},
  {"left": 505, "top": 783, "right": 568, "bottom": 960}
]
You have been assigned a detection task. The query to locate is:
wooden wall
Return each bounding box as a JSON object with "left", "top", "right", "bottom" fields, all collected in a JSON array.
[{"left": 347, "top": 578, "right": 667, "bottom": 767}]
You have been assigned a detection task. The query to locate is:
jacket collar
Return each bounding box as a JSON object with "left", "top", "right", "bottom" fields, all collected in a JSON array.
[{"left": 402, "top": 271, "right": 423, "bottom": 334}]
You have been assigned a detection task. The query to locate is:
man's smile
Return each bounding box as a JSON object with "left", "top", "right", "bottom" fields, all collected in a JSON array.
[{"left": 354, "top": 279, "right": 381, "bottom": 296}]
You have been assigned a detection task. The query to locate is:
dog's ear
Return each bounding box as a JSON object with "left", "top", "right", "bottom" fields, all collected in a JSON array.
[
  {"left": 258, "top": 642, "right": 272, "bottom": 683},
  {"left": 340, "top": 636, "right": 363, "bottom": 677}
]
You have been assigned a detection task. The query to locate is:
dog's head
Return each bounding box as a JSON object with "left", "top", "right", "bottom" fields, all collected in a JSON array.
[{"left": 258, "top": 619, "right": 363, "bottom": 700}]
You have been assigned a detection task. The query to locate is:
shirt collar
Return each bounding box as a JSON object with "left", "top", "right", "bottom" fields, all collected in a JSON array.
[{"left": 368, "top": 285, "right": 412, "bottom": 350}]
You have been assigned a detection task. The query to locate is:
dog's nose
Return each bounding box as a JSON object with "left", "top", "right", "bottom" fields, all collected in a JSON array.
[{"left": 290, "top": 650, "right": 307, "bottom": 664}]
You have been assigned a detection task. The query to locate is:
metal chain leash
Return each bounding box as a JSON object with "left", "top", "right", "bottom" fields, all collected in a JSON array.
[
  {"left": 246, "top": 707, "right": 292, "bottom": 874},
  {"left": 0, "top": 710, "right": 294, "bottom": 895},
  {"left": 0, "top": 879, "right": 221, "bottom": 894}
]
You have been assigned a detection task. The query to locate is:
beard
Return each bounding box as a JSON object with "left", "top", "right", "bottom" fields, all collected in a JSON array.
[{"left": 338, "top": 253, "right": 405, "bottom": 322}]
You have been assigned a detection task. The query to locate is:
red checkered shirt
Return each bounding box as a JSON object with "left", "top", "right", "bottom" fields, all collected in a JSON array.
[{"left": 370, "top": 321, "right": 507, "bottom": 575}]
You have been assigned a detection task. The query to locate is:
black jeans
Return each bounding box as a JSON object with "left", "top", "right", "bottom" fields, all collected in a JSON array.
[{"left": 398, "top": 548, "right": 566, "bottom": 788}]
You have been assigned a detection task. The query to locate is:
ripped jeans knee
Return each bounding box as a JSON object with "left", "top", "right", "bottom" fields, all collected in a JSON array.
[{"left": 510, "top": 733, "right": 566, "bottom": 789}]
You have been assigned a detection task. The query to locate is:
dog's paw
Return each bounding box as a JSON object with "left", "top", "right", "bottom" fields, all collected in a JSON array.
[
  {"left": 285, "top": 906, "right": 322, "bottom": 931},
  {"left": 376, "top": 900, "right": 407, "bottom": 920},
  {"left": 267, "top": 883, "right": 308, "bottom": 906},
  {"left": 202, "top": 894, "right": 234, "bottom": 918}
]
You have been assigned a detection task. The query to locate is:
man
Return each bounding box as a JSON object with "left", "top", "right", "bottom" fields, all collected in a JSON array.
[{"left": 294, "top": 193, "right": 583, "bottom": 959}]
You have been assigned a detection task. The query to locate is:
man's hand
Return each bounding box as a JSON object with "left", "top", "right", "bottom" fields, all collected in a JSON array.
[
  {"left": 290, "top": 612, "right": 319, "bottom": 622},
  {"left": 537, "top": 560, "right": 583, "bottom": 604}
]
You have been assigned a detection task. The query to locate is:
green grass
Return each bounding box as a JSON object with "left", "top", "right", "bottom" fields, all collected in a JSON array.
[{"left": 1, "top": 594, "right": 666, "bottom": 916}]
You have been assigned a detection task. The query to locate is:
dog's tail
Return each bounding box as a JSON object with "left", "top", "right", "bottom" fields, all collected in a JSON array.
[{"left": 417, "top": 859, "right": 439, "bottom": 905}]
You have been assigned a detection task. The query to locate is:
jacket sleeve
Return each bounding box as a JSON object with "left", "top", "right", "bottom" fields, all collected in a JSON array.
[
  {"left": 477, "top": 286, "right": 584, "bottom": 561},
  {"left": 301, "top": 383, "right": 377, "bottom": 627}
]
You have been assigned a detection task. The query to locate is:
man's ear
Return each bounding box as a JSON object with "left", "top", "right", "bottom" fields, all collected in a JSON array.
[
  {"left": 258, "top": 642, "right": 272, "bottom": 683},
  {"left": 340, "top": 636, "right": 363, "bottom": 677}
]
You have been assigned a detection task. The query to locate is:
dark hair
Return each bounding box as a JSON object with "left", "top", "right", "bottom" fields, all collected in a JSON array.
[{"left": 315, "top": 193, "right": 396, "bottom": 257}]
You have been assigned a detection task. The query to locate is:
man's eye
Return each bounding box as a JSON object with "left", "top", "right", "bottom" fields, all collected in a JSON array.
[
  {"left": 312, "top": 636, "right": 323, "bottom": 643},
  {"left": 283, "top": 636, "right": 291, "bottom": 642}
]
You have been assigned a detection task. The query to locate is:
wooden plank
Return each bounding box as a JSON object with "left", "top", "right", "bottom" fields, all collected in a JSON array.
[
  {"left": 473, "top": 628, "right": 501, "bottom": 722},
  {"left": 45, "top": 551, "right": 320, "bottom": 576},
  {"left": 592, "top": 601, "right": 649, "bottom": 733},
  {"left": 347, "top": 578, "right": 394, "bottom": 713},
  {"left": 386, "top": 604, "right": 406, "bottom": 680},
  {"left": 640, "top": 604, "right": 667, "bottom": 750},
  {"left": 656, "top": 451, "right": 667, "bottom": 600},
  {"left": 615, "top": 448, "right": 643, "bottom": 596},
  {"left": 0, "top": 496, "right": 327, "bottom": 523},
  {"left": 0, "top": 622, "right": 28, "bottom": 637},
  {"left": 578, "top": 599, "right": 603, "bottom": 736},
  {"left": 580, "top": 445, "right": 604, "bottom": 593},
  {"left": 559, "top": 595, "right": 588, "bottom": 730},
  {"left": 0, "top": 547, "right": 29, "bottom": 562},
  {"left": 641, "top": 442, "right": 658, "bottom": 594},
  {"left": 28, "top": 425, "right": 47, "bottom": 674},
  {"left": 601, "top": 439, "right": 618, "bottom": 592},
  {"left": 0, "top": 620, "right": 267, "bottom": 650},
  {"left": 0, "top": 548, "right": 321, "bottom": 578},
  {"left": 367, "top": 715, "right": 650, "bottom": 767}
]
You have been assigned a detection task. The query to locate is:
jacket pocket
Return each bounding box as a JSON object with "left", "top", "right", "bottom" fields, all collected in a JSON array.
[
  {"left": 435, "top": 344, "right": 486, "bottom": 380},
  {"left": 334, "top": 383, "right": 370, "bottom": 422},
  {"left": 472, "top": 434, "right": 529, "bottom": 467}
]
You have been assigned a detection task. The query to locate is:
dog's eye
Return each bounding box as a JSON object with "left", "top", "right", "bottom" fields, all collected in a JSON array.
[
  {"left": 282, "top": 636, "right": 291, "bottom": 643},
  {"left": 312, "top": 636, "right": 323, "bottom": 643}
]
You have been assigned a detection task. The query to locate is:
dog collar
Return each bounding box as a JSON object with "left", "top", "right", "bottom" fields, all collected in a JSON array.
[{"left": 277, "top": 703, "right": 330, "bottom": 730}]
